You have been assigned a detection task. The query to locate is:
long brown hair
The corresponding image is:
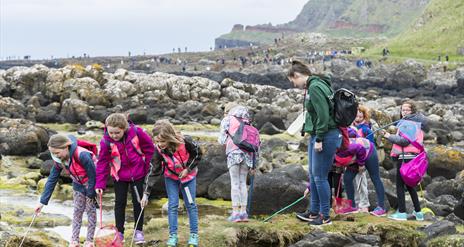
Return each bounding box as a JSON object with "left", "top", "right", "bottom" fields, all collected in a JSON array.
[
  {"left": 358, "top": 105, "right": 371, "bottom": 123},
  {"left": 400, "top": 100, "right": 417, "bottom": 118},
  {"left": 287, "top": 60, "right": 312, "bottom": 77},
  {"left": 152, "top": 120, "right": 184, "bottom": 153},
  {"left": 48, "top": 134, "right": 71, "bottom": 149}
]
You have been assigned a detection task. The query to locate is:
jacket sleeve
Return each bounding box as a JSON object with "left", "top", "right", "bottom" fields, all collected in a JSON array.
[
  {"left": 79, "top": 152, "right": 96, "bottom": 198},
  {"left": 137, "top": 127, "right": 155, "bottom": 170},
  {"left": 40, "top": 165, "right": 62, "bottom": 205},
  {"left": 184, "top": 136, "right": 202, "bottom": 170},
  {"left": 95, "top": 139, "right": 111, "bottom": 190},
  {"left": 309, "top": 85, "right": 330, "bottom": 140},
  {"left": 362, "top": 126, "right": 375, "bottom": 144},
  {"left": 144, "top": 148, "right": 164, "bottom": 195},
  {"left": 218, "top": 117, "right": 230, "bottom": 145},
  {"left": 387, "top": 134, "right": 410, "bottom": 147}
]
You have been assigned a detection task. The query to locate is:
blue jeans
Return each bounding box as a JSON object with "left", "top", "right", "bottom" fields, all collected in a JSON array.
[
  {"left": 308, "top": 129, "right": 341, "bottom": 218},
  {"left": 343, "top": 149, "right": 385, "bottom": 208},
  {"left": 165, "top": 177, "right": 198, "bottom": 234}
]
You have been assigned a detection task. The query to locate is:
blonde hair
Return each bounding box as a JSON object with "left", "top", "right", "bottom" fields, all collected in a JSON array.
[
  {"left": 224, "top": 102, "right": 239, "bottom": 115},
  {"left": 105, "top": 113, "right": 129, "bottom": 130},
  {"left": 48, "top": 134, "right": 71, "bottom": 149},
  {"left": 358, "top": 105, "right": 371, "bottom": 123},
  {"left": 152, "top": 119, "right": 184, "bottom": 153}
]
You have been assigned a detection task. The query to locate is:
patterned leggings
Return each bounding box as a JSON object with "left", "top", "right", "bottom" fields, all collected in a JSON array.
[
  {"left": 229, "top": 162, "right": 249, "bottom": 207},
  {"left": 72, "top": 190, "right": 97, "bottom": 242}
]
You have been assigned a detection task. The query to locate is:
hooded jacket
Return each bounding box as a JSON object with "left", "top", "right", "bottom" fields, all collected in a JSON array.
[
  {"left": 96, "top": 124, "right": 155, "bottom": 189},
  {"left": 303, "top": 75, "right": 338, "bottom": 139},
  {"left": 40, "top": 135, "right": 96, "bottom": 205}
]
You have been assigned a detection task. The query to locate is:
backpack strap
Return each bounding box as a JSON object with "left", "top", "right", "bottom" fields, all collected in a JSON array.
[{"left": 399, "top": 132, "right": 425, "bottom": 153}]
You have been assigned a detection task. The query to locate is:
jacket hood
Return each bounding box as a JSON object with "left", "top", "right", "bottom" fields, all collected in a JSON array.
[{"left": 308, "top": 74, "right": 332, "bottom": 87}]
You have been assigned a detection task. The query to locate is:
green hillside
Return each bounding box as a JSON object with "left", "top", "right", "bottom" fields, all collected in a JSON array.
[{"left": 380, "top": 0, "right": 464, "bottom": 60}]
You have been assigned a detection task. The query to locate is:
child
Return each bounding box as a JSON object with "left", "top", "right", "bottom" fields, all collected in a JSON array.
[
  {"left": 95, "top": 113, "right": 154, "bottom": 244},
  {"left": 383, "top": 101, "right": 428, "bottom": 221},
  {"left": 218, "top": 103, "right": 256, "bottom": 222},
  {"left": 335, "top": 136, "right": 387, "bottom": 217},
  {"left": 35, "top": 134, "right": 97, "bottom": 247},
  {"left": 146, "top": 120, "right": 201, "bottom": 247}
]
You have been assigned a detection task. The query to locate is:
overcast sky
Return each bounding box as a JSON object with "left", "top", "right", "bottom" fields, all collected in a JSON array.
[{"left": 0, "top": 0, "right": 307, "bottom": 59}]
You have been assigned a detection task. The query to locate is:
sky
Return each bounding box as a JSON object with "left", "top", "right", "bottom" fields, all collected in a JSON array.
[{"left": 0, "top": 0, "right": 308, "bottom": 60}]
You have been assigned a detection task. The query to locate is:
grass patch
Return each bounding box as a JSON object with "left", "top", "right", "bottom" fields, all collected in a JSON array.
[
  {"left": 428, "top": 234, "right": 464, "bottom": 247},
  {"left": 219, "top": 31, "right": 281, "bottom": 45}
]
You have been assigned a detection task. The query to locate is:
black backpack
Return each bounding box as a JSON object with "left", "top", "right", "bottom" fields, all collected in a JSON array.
[{"left": 331, "top": 88, "right": 358, "bottom": 127}]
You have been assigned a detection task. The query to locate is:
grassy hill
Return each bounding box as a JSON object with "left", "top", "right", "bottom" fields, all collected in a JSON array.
[{"left": 377, "top": 0, "right": 464, "bottom": 61}]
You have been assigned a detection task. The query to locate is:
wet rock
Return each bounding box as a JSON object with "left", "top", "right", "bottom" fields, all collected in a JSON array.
[
  {"left": 60, "top": 98, "right": 90, "bottom": 124},
  {"left": 445, "top": 213, "right": 464, "bottom": 225},
  {"left": 0, "top": 117, "right": 49, "bottom": 155},
  {"left": 196, "top": 144, "right": 228, "bottom": 197},
  {"left": 0, "top": 96, "right": 26, "bottom": 119},
  {"left": 250, "top": 165, "right": 308, "bottom": 215},
  {"left": 421, "top": 220, "right": 456, "bottom": 241},
  {"left": 259, "top": 122, "right": 284, "bottom": 135},
  {"left": 291, "top": 229, "right": 357, "bottom": 247},
  {"left": 427, "top": 146, "right": 464, "bottom": 179}
]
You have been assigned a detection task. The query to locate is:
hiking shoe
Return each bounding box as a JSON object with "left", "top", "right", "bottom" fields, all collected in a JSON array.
[
  {"left": 187, "top": 233, "right": 199, "bottom": 246},
  {"left": 166, "top": 234, "right": 178, "bottom": 247},
  {"left": 308, "top": 216, "right": 332, "bottom": 226},
  {"left": 83, "top": 241, "right": 94, "bottom": 247},
  {"left": 337, "top": 206, "right": 359, "bottom": 215},
  {"left": 413, "top": 211, "right": 424, "bottom": 221},
  {"left": 134, "top": 230, "right": 145, "bottom": 244},
  {"left": 388, "top": 211, "right": 408, "bottom": 221},
  {"left": 239, "top": 212, "right": 249, "bottom": 222},
  {"left": 296, "top": 210, "right": 319, "bottom": 222},
  {"left": 227, "top": 213, "right": 241, "bottom": 222},
  {"left": 370, "top": 207, "right": 387, "bottom": 217},
  {"left": 359, "top": 207, "right": 369, "bottom": 213},
  {"left": 69, "top": 241, "right": 80, "bottom": 247}
]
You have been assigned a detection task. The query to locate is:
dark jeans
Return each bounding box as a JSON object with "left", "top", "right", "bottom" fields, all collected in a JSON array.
[
  {"left": 308, "top": 129, "right": 342, "bottom": 218},
  {"left": 344, "top": 150, "right": 385, "bottom": 208},
  {"left": 114, "top": 178, "right": 145, "bottom": 233},
  {"left": 396, "top": 159, "right": 421, "bottom": 213}
]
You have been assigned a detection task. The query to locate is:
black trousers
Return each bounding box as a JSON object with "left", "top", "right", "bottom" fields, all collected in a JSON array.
[
  {"left": 396, "top": 159, "right": 421, "bottom": 213},
  {"left": 114, "top": 178, "right": 145, "bottom": 233},
  {"left": 329, "top": 171, "right": 344, "bottom": 200}
]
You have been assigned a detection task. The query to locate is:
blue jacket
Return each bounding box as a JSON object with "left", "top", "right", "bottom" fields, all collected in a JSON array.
[
  {"left": 40, "top": 135, "right": 96, "bottom": 205},
  {"left": 354, "top": 122, "right": 375, "bottom": 144}
]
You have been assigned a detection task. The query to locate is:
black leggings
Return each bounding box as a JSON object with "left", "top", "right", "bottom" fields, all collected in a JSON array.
[
  {"left": 396, "top": 159, "right": 421, "bottom": 213},
  {"left": 329, "top": 171, "right": 344, "bottom": 199},
  {"left": 114, "top": 178, "right": 145, "bottom": 233}
]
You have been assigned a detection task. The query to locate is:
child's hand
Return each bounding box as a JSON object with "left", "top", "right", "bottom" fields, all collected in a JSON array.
[
  {"left": 249, "top": 168, "right": 256, "bottom": 176},
  {"left": 95, "top": 189, "right": 103, "bottom": 195},
  {"left": 140, "top": 194, "right": 149, "bottom": 208},
  {"left": 179, "top": 169, "right": 189, "bottom": 179},
  {"left": 303, "top": 188, "right": 310, "bottom": 197},
  {"left": 35, "top": 204, "right": 44, "bottom": 215}
]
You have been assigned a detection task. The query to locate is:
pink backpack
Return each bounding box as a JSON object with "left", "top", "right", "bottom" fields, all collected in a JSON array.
[
  {"left": 227, "top": 116, "right": 260, "bottom": 153},
  {"left": 399, "top": 133, "right": 428, "bottom": 187}
]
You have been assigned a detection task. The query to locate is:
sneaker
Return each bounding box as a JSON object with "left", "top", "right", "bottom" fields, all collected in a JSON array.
[
  {"left": 337, "top": 206, "right": 359, "bottom": 215},
  {"left": 227, "top": 213, "right": 241, "bottom": 222},
  {"left": 69, "top": 241, "right": 80, "bottom": 247},
  {"left": 134, "top": 230, "right": 145, "bottom": 244},
  {"left": 370, "top": 207, "right": 387, "bottom": 217},
  {"left": 388, "top": 211, "right": 408, "bottom": 221},
  {"left": 83, "top": 241, "right": 94, "bottom": 247},
  {"left": 118, "top": 232, "right": 125, "bottom": 243},
  {"left": 308, "top": 216, "right": 332, "bottom": 226},
  {"left": 413, "top": 211, "right": 424, "bottom": 221},
  {"left": 166, "top": 233, "right": 178, "bottom": 247},
  {"left": 187, "top": 233, "right": 199, "bottom": 246},
  {"left": 296, "top": 210, "right": 319, "bottom": 222},
  {"left": 359, "top": 207, "right": 369, "bottom": 213},
  {"left": 239, "top": 212, "right": 249, "bottom": 222}
]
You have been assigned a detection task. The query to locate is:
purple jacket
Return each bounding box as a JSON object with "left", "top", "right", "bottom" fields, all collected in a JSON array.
[
  {"left": 336, "top": 138, "right": 374, "bottom": 166},
  {"left": 96, "top": 125, "right": 155, "bottom": 189}
]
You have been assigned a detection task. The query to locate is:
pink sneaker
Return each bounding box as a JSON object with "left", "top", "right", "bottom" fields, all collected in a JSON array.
[
  {"left": 69, "top": 241, "right": 80, "bottom": 247},
  {"left": 370, "top": 207, "right": 387, "bottom": 217},
  {"left": 239, "top": 212, "right": 249, "bottom": 222},
  {"left": 83, "top": 241, "right": 94, "bottom": 247},
  {"left": 338, "top": 206, "right": 359, "bottom": 215}
]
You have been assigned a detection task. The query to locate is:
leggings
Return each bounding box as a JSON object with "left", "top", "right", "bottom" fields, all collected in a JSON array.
[
  {"left": 229, "top": 162, "right": 249, "bottom": 208},
  {"left": 72, "top": 190, "right": 96, "bottom": 242}
]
